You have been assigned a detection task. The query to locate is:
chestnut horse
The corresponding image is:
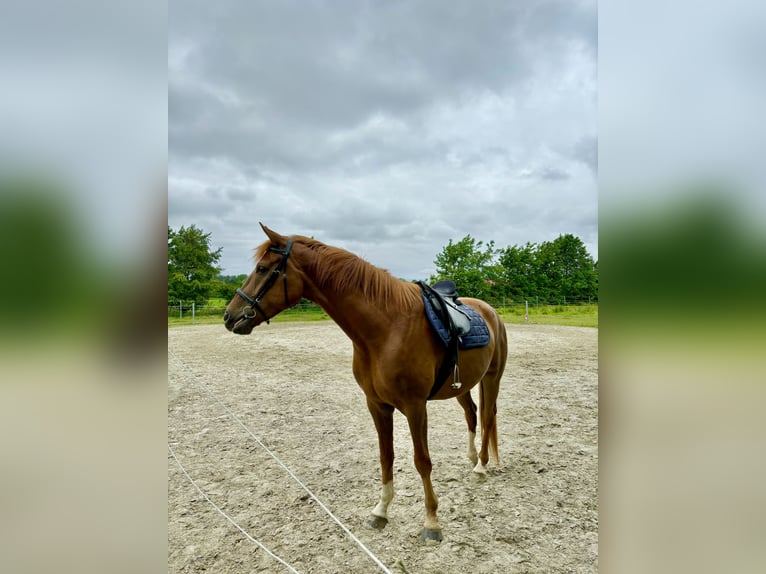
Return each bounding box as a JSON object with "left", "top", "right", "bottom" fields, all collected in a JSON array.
[{"left": 224, "top": 224, "right": 507, "bottom": 542}]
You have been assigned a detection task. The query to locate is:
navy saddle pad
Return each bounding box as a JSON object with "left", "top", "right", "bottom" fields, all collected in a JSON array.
[{"left": 421, "top": 293, "right": 491, "bottom": 350}]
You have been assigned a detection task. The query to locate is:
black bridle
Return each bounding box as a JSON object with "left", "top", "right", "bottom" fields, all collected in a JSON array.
[{"left": 236, "top": 238, "right": 294, "bottom": 324}]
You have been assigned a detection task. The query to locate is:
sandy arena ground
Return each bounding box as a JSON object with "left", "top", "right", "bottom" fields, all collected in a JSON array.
[{"left": 168, "top": 321, "right": 597, "bottom": 573}]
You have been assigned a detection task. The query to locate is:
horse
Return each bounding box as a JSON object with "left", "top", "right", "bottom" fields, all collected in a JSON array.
[{"left": 224, "top": 224, "right": 508, "bottom": 542}]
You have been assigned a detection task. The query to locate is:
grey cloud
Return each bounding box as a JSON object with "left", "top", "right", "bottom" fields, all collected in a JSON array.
[
  {"left": 170, "top": 0, "right": 595, "bottom": 159},
  {"left": 168, "top": 187, "right": 235, "bottom": 220},
  {"left": 225, "top": 188, "right": 256, "bottom": 202},
  {"left": 534, "top": 167, "right": 571, "bottom": 181},
  {"left": 572, "top": 135, "right": 597, "bottom": 173},
  {"left": 169, "top": 0, "right": 597, "bottom": 277}
]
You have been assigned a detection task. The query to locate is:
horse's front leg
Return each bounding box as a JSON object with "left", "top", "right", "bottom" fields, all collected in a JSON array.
[
  {"left": 405, "top": 402, "right": 443, "bottom": 543},
  {"left": 366, "top": 399, "right": 395, "bottom": 529}
]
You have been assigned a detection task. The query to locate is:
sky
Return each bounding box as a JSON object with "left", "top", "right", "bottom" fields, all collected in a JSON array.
[{"left": 168, "top": 0, "right": 597, "bottom": 280}]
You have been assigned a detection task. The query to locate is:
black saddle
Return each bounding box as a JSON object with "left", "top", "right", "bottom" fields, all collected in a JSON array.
[
  {"left": 431, "top": 280, "right": 457, "bottom": 299},
  {"left": 420, "top": 280, "right": 471, "bottom": 338}
]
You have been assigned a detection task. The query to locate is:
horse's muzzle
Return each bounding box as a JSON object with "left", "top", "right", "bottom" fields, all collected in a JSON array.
[
  {"left": 223, "top": 310, "right": 239, "bottom": 332},
  {"left": 224, "top": 309, "right": 257, "bottom": 334}
]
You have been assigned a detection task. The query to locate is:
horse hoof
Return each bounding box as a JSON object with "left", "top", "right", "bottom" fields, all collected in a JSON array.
[
  {"left": 366, "top": 515, "right": 388, "bottom": 530},
  {"left": 420, "top": 528, "right": 443, "bottom": 544}
]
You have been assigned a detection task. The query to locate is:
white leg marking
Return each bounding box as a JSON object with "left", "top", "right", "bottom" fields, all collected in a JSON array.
[
  {"left": 473, "top": 460, "right": 488, "bottom": 475},
  {"left": 467, "top": 431, "right": 478, "bottom": 465},
  {"left": 372, "top": 481, "right": 394, "bottom": 518}
]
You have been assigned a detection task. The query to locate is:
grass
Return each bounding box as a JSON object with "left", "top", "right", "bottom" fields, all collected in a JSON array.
[
  {"left": 168, "top": 314, "right": 224, "bottom": 327},
  {"left": 168, "top": 303, "right": 329, "bottom": 327},
  {"left": 169, "top": 303, "right": 598, "bottom": 328},
  {"left": 498, "top": 303, "right": 598, "bottom": 328}
]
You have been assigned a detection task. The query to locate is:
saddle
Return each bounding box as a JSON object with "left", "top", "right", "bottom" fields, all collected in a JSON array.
[
  {"left": 421, "top": 280, "right": 472, "bottom": 339},
  {"left": 417, "top": 280, "right": 490, "bottom": 400}
]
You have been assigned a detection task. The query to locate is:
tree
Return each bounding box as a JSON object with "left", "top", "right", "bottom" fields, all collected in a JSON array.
[
  {"left": 497, "top": 242, "right": 539, "bottom": 301},
  {"left": 218, "top": 273, "right": 248, "bottom": 285},
  {"left": 548, "top": 234, "right": 598, "bottom": 302},
  {"left": 430, "top": 235, "right": 499, "bottom": 299},
  {"left": 529, "top": 234, "right": 597, "bottom": 303},
  {"left": 433, "top": 232, "right": 599, "bottom": 304},
  {"left": 209, "top": 274, "right": 248, "bottom": 300},
  {"left": 168, "top": 224, "right": 222, "bottom": 303}
]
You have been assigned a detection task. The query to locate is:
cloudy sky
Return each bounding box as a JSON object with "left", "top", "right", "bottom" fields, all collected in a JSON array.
[{"left": 169, "top": 0, "right": 597, "bottom": 279}]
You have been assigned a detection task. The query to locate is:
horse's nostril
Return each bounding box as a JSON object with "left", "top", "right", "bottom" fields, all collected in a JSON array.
[{"left": 223, "top": 311, "right": 230, "bottom": 321}]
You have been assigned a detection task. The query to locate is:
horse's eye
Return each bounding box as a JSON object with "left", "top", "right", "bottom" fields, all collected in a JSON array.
[{"left": 256, "top": 265, "right": 268, "bottom": 274}]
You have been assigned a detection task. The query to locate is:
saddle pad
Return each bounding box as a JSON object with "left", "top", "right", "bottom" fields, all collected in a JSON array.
[{"left": 421, "top": 293, "right": 491, "bottom": 350}]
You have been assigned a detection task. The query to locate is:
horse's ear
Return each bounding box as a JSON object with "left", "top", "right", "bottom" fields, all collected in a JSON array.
[{"left": 259, "top": 222, "right": 287, "bottom": 246}]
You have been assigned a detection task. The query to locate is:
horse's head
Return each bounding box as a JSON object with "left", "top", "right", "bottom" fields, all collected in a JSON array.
[{"left": 224, "top": 224, "right": 305, "bottom": 334}]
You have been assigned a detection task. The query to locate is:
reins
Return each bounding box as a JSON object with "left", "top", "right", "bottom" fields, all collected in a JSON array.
[{"left": 236, "top": 238, "right": 294, "bottom": 324}]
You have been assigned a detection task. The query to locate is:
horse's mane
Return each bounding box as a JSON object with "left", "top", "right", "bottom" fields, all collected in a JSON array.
[{"left": 257, "top": 235, "right": 421, "bottom": 311}]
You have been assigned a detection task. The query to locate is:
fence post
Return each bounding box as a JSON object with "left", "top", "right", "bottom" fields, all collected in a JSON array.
[
  {"left": 525, "top": 300, "right": 529, "bottom": 324},
  {"left": 192, "top": 301, "right": 195, "bottom": 324},
  {"left": 180, "top": 302, "right": 182, "bottom": 319}
]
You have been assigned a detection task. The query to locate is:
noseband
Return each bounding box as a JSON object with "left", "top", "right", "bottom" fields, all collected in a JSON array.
[{"left": 236, "top": 238, "right": 294, "bottom": 325}]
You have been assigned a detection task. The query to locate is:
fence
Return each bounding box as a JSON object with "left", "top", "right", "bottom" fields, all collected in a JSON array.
[
  {"left": 168, "top": 302, "right": 213, "bottom": 322},
  {"left": 168, "top": 300, "right": 325, "bottom": 322},
  {"left": 169, "top": 297, "right": 596, "bottom": 324},
  {"left": 487, "top": 296, "right": 596, "bottom": 307}
]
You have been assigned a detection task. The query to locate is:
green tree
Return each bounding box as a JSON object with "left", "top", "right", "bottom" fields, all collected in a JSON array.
[
  {"left": 218, "top": 273, "right": 248, "bottom": 285},
  {"left": 550, "top": 234, "right": 598, "bottom": 301},
  {"left": 430, "top": 235, "right": 498, "bottom": 299},
  {"left": 497, "top": 242, "right": 539, "bottom": 301},
  {"left": 168, "top": 225, "right": 222, "bottom": 303},
  {"left": 434, "top": 233, "right": 599, "bottom": 304},
  {"left": 209, "top": 274, "right": 248, "bottom": 300},
  {"left": 535, "top": 239, "right": 559, "bottom": 302},
  {"left": 533, "top": 234, "right": 597, "bottom": 303}
]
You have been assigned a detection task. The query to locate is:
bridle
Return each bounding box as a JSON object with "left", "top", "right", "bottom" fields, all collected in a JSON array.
[{"left": 236, "top": 238, "right": 294, "bottom": 325}]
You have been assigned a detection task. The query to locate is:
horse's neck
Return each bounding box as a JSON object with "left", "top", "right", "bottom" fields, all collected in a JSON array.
[
  {"left": 297, "top": 254, "right": 402, "bottom": 345},
  {"left": 302, "top": 280, "right": 393, "bottom": 345}
]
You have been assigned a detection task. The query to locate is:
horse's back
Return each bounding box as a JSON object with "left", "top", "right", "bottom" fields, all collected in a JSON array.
[
  {"left": 459, "top": 297, "right": 504, "bottom": 336},
  {"left": 460, "top": 297, "right": 508, "bottom": 368}
]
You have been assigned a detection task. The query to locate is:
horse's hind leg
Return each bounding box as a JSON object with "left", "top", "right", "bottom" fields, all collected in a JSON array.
[
  {"left": 473, "top": 355, "right": 505, "bottom": 474},
  {"left": 474, "top": 375, "right": 499, "bottom": 475},
  {"left": 456, "top": 392, "right": 478, "bottom": 465},
  {"left": 366, "top": 399, "right": 395, "bottom": 529},
  {"left": 475, "top": 321, "right": 507, "bottom": 474}
]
